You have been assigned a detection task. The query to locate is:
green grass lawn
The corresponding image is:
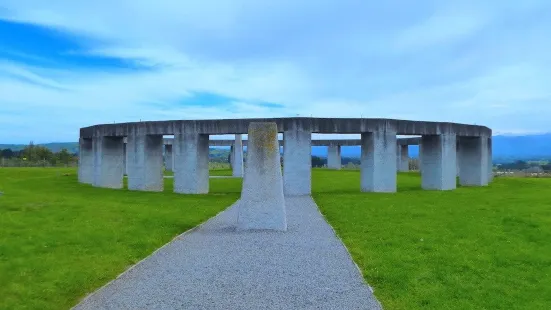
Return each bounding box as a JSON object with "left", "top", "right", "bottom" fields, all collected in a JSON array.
[
  {"left": 313, "top": 169, "right": 551, "bottom": 310},
  {"left": 1, "top": 168, "right": 550, "bottom": 309},
  {"left": 0, "top": 168, "right": 241, "bottom": 309}
]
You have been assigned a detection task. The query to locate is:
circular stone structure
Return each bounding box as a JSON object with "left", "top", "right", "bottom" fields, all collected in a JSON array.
[{"left": 78, "top": 117, "right": 492, "bottom": 194}]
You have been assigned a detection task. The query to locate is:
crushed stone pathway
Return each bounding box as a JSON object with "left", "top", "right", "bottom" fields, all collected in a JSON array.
[{"left": 74, "top": 196, "right": 381, "bottom": 309}]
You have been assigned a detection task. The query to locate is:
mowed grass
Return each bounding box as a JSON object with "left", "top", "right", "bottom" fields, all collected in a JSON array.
[
  {"left": 0, "top": 168, "right": 241, "bottom": 309},
  {"left": 1, "top": 168, "right": 550, "bottom": 309},
  {"left": 313, "top": 169, "right": 551, "bottom": 310}
]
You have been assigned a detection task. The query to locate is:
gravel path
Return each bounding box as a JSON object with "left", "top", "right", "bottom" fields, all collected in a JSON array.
[{"left": 74, "top": 196, "right": 381, "bottom": 310}]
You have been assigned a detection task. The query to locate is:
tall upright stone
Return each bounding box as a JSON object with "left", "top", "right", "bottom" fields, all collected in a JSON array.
[
  {"left": 78, "top": 138, "right": 94, "bottom": 184},
  {"left": 399, "top": 144, "right": 409, "bottom": 172},
  {"left": 283, "top": 126, "right": 312, "bottom": 196},
  {"left": 421, "top": 134, "right": 457, "bottom": 190},
  {"left": 127, "top": 134, "right": 164, "bottom": 192},
  {"left": 327, "top": 145, "right": 341, "bottom": 170},
  {"left": 360, "top": 130, "right": 397, "bottom": 192},
  {"left": 92, "top": 136, "right": 125, "bottom": 189},
  {"left": 164, "top": 144, "right": 174, "bottom": 172},
  {"left": 174, "top": 133, "right": 209, "bottom": 194},
  {"left": 232, "top": 134, "right": 244, "bottom": 177},
  {"left": 458, "top": 136, "right": 489, "bottom": 186},
  {"left": 237, "top": 122, "right": 287, "bottom": 231}
]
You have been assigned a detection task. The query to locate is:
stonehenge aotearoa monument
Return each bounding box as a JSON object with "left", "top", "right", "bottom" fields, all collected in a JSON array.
[
  {"left": 79, "top": 117, "right": 493, "bottom": 194},
  {"left": 237, "top": 122, "right": 287, "bottom": 231}
]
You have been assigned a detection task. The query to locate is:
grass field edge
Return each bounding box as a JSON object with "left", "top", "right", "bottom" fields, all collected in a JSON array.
[{"left": 70, "top": 199, "right": 240, "bottom": 308}]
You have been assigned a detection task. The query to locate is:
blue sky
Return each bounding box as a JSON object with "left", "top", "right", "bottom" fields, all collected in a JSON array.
[{"left": 1, "top": 0, "right": 550, "bottom": 143}]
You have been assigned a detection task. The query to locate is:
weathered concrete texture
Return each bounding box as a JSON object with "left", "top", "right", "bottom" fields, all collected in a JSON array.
[
  {"left": 399, "top": 145, "right": 409, "bottom": 172},
  {"left": 78, "top": 138, "right": 94, "bottom": 184},
  {"left": 127, "top": 135, "right": 164, "bottom": 192},
  {"left": 232, "top": 134, "right": 244, "bottom": 177},
  {"left": 92, "top": 136, "right": 124, "bottom": 189},
  {"left": 173, "top": 133, "right": 209, "bottom": 194},
  {"left": 421, "top": 134, "right": 457, "bottom": 190},
  {"left": 237, "top": 123, "right": 286, "bottom": 231},
  {"left": 360, "top": 131, "right": 397, "bottom": 192},
  {"left": 73, "top": 197, "right": 381, "bottom": 310},
  {"left": 171, "top": 137, "right": 421, "bottom": 147},
  {"left": 396, "top": 146, "right": 401, "bottom": 172},
  {"left": 164, "top": 144, "right": 173, "bottom": 172},
  {"left": 458, "top": 136, "right": 489, "bottom": 186},
  {"left": 123, "top": 143, "right": 127, "bottom": 175},
  {"left": 487, "top": 137, "right": 493, "bottom": 182},
  {"left": 327, "top": 145, "right": 341, "bottom": 170},
  {"left": 81, "top": 117, "right": 491, "bottom": 138},
  {"left": 283, "top": 129, "right": 312, "bottom": 196}
]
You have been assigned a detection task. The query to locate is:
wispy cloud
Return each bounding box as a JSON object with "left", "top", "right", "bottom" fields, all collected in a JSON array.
[{"left": 0, "top": 0, "right": 550, "bottom": 143}]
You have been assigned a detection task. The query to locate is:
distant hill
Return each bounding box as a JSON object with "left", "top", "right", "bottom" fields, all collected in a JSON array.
[{"left": 3, "top": 134, "right": 551, "bottom": 163}]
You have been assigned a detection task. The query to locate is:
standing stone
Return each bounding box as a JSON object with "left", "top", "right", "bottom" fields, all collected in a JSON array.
[
  {"left": 78, "top": 138, "right": 94, "bottom": 184},
  {"left": 173, "top": 133, "right": 210, "bottom": 194},
  {"left": 458, "top": 136, "right": 489, "bottom": 186},
  {"left": 327, "top": 145, "right": 341, "bottom": 170},
  {"left": 360, "top": 130, "right": 397, "bottom": 192},
  {"left": 127, "top": 134, "right": 164, "bottom": 192},
  {"left": 283, "top": 128, "right": 312, "bottom": 196},
  {"left": 237, "top": 122, "right": 287, "bottom": 231},
  {"left": 165, "top": 144, "right": 174, "bottom": 172},
  {"left": 421, "top": 134, "right": 457, "bottom": 190},
  {"left": 399, "top": 144, "right": 409, "bottom": 172},
  {"left": 92, "top": 136, "right": 125, "bottom": 189},
  {"left": 232, "top": 134, "right": 244, "bottom": 177}
]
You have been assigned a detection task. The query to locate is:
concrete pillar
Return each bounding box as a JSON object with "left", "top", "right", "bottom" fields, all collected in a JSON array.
[
  {"left": 360, "top": 131, "right": 397, "bottom": 192},
  {"left": 237, "top": 122, "right": 286, "bottom": 231},
  {"left": 127, "top": 134, "right": 164, "bottom": 191},
  {"left": 92, "top": 136, "right": 125, "bottom": 189},
  {"left": 78, "top": 138, "right": 94, "bottom": 184},
  {"left": 421, "top": 134, "right": 457, "bottom": 190},
  {"left": 232, "top": 134, "right": 244, "bottom": 177},
  {"left": 456, "top": 140, "right": 460, "bottom": 177},
  {"left": 399, "top": 145, "right": 409, "bottom": 172},
  {"left": 396, "top": 146, "right": 401, "bottom": 172},
  {"left": 488, "top": 137, "right": 493, "bottom": 182},
  {"left": 327, "top": 145, "right": 341, "bottom": 170},
  {"left": 164, "top": 144, "right": 173, "bottom": 172},
  {"left": 229, "top": 144, "right": 234, "bottom": 169},
  {"left": 174, "top": 133, "right": 209, "bottom": 194},
  {"left": 123, "top": 143, "right": 127, "bottom": 175},
  {"left": 283, "top": 128, "right": 312, "bottom": 196},
  {"left": 458, "top": 136, "right": 489, "bottom": 186}
]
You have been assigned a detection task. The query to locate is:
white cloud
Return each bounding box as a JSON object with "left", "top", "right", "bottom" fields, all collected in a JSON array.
[{"left": 0, "top": 0, "right": 550, "bottom": 143}]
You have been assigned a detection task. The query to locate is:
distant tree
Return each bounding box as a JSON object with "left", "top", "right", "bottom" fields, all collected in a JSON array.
[
  {"left": 1, "top": 149, "right": 15, "bottom": 158},
  {"left": 57, "top": 148, "right": 72, "bottom": 166},
  {"left": 311, "top": 156, "right": 325, "bottom": 168}
]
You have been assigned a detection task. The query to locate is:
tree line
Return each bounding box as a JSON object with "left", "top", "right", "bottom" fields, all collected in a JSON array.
[{"left": 0, "top": 142, "right": 78, "bottom": 167}]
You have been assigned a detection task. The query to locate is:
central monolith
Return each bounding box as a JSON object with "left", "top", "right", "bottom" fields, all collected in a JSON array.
[{"left": 237, "top": 122, "right": 287, "bottom": 231}]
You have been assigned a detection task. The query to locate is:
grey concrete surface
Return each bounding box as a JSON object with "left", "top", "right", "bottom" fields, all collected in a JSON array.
[
  {"left": 458, "top": 136, "right": 489, "bottom": 186},
  {"left": 232, "top": 134, "right": 244, "bottom": 177},
  {"left": 237, "top": 123, "right": 286, "bottom": 231},
  {"left": 127, "top": 134, "right": 164, "bottom": 192},
  {"left": 81, "top": 117, "right": 491, "bottom": 137},
  {"left": 173, "top": 133, "right": 209, "bottom": 194},
  {"left": 73, "top": 196, "right": 381, "bottom": 310},
  {"left": 360, "top": 130, "right": 397, "bottom": 192},
  {"left": 164, "top": 144, "right": 173, "bottom": 172},
  {"left": 283, "top": 128, "right": 312, "bottom": 196},
  {"left": 421, "top": 134, "right": 457, "bottom": 190},
  {"left": 487, "top": 137, "right": 493, "bottom": 182},
  {"left": 92, "top": 136, "right": 124, "bottom": 189},
  {"left": 327, "top": 145, "right": 341, "bottom": 170},
  {"left": 399, "top": 145, "right": 409, "bottom": 172},
  {"left": 78, "top": 138, "right": 94, "bottom": 184}
]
